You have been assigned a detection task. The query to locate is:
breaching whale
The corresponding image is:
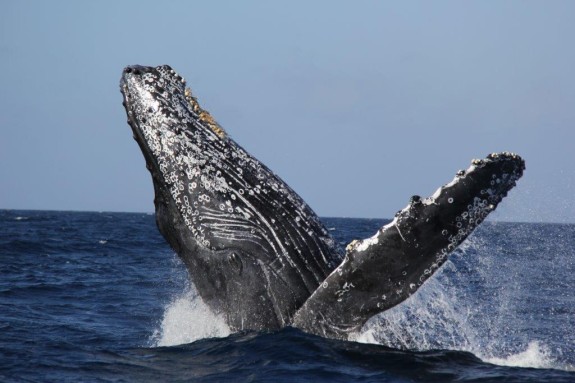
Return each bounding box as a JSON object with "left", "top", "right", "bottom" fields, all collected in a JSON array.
[{"left": 120, "top": 64, "right": 525, "bottom": 340}]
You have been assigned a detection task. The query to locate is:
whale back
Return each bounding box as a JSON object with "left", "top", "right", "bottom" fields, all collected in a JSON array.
[{"left": 120, "top": 65, "right": 338, "bottom": 330}]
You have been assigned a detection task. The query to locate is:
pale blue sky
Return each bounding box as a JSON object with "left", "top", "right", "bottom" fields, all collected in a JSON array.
[{"left": 1, "top": 1, "right": 574, "bottom": 222}]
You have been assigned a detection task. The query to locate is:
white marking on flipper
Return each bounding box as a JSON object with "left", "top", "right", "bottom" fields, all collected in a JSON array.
[{"left": 396, "top": 224, "right": 406, "bottom": 242}]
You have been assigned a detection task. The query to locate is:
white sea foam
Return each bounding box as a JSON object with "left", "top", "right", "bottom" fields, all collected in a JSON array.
[
  {"left": 151, "top": 286, "right": 230, "bottom": 347},
  {"left": 149, "top": 227, "right": 573, "bottom": 371},
  {"left": 485, "top": 341, "right": 554, "bottom": 369},
  {"left": 355, "top": 233, "right": 572, "bottom": 372},
  {"left": 357, "top": 285, "right": 569, "bottom": 370}
]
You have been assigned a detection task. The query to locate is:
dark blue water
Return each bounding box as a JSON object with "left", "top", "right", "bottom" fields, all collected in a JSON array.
[{"left": 1, "top": 210, "right": 574, "bottom": 382}]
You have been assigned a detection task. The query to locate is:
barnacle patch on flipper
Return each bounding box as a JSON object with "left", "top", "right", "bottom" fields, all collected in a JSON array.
[{"left": 185, "top": 88, "right": 227, "bottom": 139}]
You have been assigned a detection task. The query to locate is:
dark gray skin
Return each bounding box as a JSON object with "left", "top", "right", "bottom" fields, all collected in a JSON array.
[
  {"left": 120, "top": 64, "right": 525, "bottom": 340},
  {"left": 120, "top": 65, "right": 338, "bottom": 330}
]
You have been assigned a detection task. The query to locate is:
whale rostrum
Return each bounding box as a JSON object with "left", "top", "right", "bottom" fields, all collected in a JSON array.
[{"left": 120, "top": 65, "right": 525, "bottom": 340}]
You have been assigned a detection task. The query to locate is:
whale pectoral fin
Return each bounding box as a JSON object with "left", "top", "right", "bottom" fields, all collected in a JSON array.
[{"left": 292, "top": 152, "right": 525, "bottom": 339}]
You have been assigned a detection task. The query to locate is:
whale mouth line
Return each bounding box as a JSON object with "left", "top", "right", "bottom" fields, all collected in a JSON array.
[
  {"left": 120, "top": 80, "right": 146, "bottom": 152},
  {"left": 120, "top": 72, "right": 163, "bottom": 180}
]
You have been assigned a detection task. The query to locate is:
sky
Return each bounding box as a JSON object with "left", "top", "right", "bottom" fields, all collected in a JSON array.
[{"left": 1, "top": 1, "right": 574, "bottom": 222}]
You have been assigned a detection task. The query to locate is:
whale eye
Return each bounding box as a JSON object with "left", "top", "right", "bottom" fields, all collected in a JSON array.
[{"left": 228, "top": 252, "right": 243, "bottom": 274}]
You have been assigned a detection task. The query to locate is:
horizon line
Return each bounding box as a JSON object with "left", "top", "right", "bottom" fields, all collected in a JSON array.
[{"left": 1, "top": 207, "right": 573, "bottom": 225}]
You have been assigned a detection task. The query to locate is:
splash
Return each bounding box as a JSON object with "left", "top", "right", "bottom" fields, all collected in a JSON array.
[
  {"left": 150, "top": 286, "right": 230, "bottom": 347},
  {"left": 485, "top": 341, "right": 554, "bottom": 369},
  {"left": 355, "top": 269, "right": 475, "bottom": 351},
  {"left": 355, "top": 228, "right": 572, "bottom": 371}
]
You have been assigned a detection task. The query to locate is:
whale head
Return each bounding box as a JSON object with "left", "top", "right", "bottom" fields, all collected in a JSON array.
[
  {"left": 120, "top": 65, "right": 226, "bottom": 189},
  {"left": 120, "top": 65, "right": 337, "bottom": 330}
]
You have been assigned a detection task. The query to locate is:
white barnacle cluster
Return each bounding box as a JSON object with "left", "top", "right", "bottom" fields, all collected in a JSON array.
[
  {"left": 334, "top": 281, "right": 355, "bottom": 302},
  {"left": 131, "top": 68, "right": 335, "bottom": 271},
  {"left": 422, "top": 157, "right": 522, "bottom": 283},
  {"left": 355, "top": 232, "right": 380, "bottom": 252},
  {"left": 131, "top": 70, "right": 238, "bottom": 249}
]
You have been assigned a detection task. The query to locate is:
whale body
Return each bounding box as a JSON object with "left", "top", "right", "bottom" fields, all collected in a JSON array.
[{"left": 120, "top": 64, "right": 524, "bottom": 340}]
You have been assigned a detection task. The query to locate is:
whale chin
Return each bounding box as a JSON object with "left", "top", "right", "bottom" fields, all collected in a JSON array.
[{"left": 121, "top": 64, "right": 525, "bottom": 340}]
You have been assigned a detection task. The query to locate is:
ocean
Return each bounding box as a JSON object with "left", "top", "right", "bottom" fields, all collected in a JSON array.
[{"left": 1, "top": 209, "right": 574, "bottom": 382}]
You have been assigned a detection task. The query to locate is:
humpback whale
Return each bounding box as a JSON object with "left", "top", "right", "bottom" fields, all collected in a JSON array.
[{"left": 120, "top": 64, "right": 525, "bottom": 340}]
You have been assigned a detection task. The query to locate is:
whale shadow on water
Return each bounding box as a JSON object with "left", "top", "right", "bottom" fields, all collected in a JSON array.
[{"left": 120, "top": 64, "right": 525, "bottom": 341}]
